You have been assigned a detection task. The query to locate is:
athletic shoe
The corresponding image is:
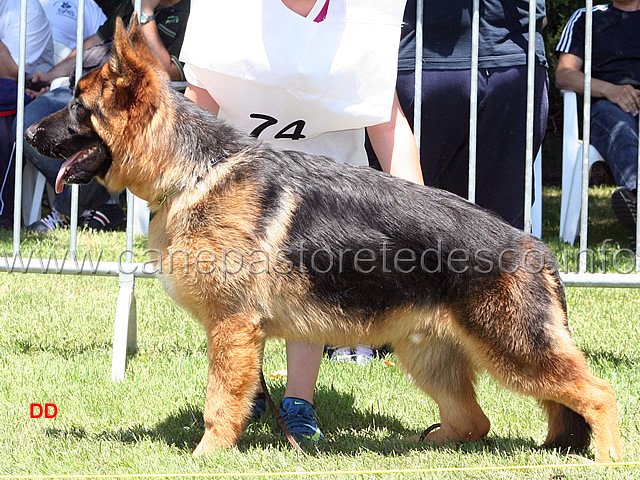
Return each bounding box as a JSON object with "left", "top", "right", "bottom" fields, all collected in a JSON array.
[
  {"left": 27, "top": 210, "right": 70, "bottom": 232},
  {"left": 250, "top": 392, "right": 266, "bottom": 420},
  {"left": 80, "top": 204, "right": 125, "bottom": 231},
  {"left": 611, "top": 187, "right": 637, "bottom": 249},
  {"left": 327, "top": 345, "right": 376, "bottom": 363},
  {"left": 278, "top": 397, "right": 324, "bottom": 442},
  {"left": 327, "top": 346, "right": 355, "bottom": 362},
  {"left": 354, "top": 344, "right": 375, "bottom": 364}
]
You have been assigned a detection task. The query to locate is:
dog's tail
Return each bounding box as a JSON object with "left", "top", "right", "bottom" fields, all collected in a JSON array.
[
  {"left": 540, "top": 266, "right": 592, "bottom": 454},
  {"left": 541, "top": 400, "right": 592, "bottom": 454}
]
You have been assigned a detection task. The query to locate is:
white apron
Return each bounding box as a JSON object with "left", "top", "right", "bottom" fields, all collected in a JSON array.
[{"left": 180, "top": 0, "right": 406, "bottom": 165}]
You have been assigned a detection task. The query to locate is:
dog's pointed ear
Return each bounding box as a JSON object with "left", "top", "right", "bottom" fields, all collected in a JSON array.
[
  {"left": 126, "top": 13, "right": 160, "bottom": 66},
  {"left": 109, "top": 16, "right": 136, "bottom": 86},
  {"left": 128, "top": 10, "right": 141, "bottom": 31},
  {"left": 108, "top": 14, "right": 167, "bottom": 109},
  {"left": 109, "top": 12, "right": 164, "bottom": 86},
  {"left": 109, "top": 14, "right": 162, "bottom": 90}
]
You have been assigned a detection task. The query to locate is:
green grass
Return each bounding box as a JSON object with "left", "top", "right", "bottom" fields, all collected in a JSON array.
[
  {"left": 0, "top": 187, "right": 638, "bottom": 479},
  {"left": 542, "top": 186, "right": 637, "bottom": 274}
]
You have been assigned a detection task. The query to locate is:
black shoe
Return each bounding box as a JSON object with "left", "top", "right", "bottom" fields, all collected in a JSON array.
[
  {"left": 27, "top": 210, "right": 70, "bottom": 232},
  {"left": 80, "top": 204, "right": 125, "bottom": 231},
  {"left": 611, "top": 187, "right": 637, "bottom": 250}
]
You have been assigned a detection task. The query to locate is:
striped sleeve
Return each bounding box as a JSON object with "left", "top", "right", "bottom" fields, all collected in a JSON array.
[
  {"left": 556, "top": 5, "right": 610, "bottom": 56},
  {"left": 556, "top": 8, "right": 585, "bottom": 54}
]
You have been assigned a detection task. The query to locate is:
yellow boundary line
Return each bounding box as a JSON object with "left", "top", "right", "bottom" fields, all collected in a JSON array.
[{"left": 2, "top": 461, "right": 639, "bottom": 479}]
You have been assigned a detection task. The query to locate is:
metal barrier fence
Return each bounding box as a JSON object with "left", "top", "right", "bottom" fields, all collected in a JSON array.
[
  {"left": 2, "top": 0, "right": 153, "bottom": 381},
  {"left": 575, "top": 3, "right": 640, "bottom": 275},
  {"left": 1, "top": 1, "right": 639, "bottom": 382}
]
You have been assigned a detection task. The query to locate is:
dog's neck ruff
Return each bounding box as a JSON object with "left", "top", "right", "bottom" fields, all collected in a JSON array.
[{"left": 154, "top": 155, "right": 228, "bottom": 207}]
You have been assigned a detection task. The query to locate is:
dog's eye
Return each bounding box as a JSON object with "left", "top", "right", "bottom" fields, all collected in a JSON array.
[
  {"left": 67, "top": 100, "right": 92, "bottom": 127},
  {"left": 70, "top": 97, "right": 85, "bottom": 110}
]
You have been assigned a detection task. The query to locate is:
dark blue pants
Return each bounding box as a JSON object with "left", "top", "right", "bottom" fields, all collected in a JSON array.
[
  {"left": 0, "top": 78, "right": 27, "bottom": 223},
  {"left": 394, "top": 65, "right": 549, "bottom": 229},
  {"left": 590, "top": 99, "right": 638, "bottom": 192},
  {"left": 0, "top": 114, "right": 15, "bottom": 223}
]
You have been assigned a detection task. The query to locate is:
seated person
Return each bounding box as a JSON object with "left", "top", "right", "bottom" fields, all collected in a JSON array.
[
  {"left": 40, "top": 0, "right": 106, "bottom": 64},
  {"left": 0, "top": 0, "right": 54, "bottom": 229},
  {"left": 555, "top": 1, "right": 639, "bottom": 248},
  {"left": 20, "top": 0, "right": 107, "bottom": 231}
]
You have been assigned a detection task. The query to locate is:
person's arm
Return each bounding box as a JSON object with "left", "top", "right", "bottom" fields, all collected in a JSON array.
[
  {"left": 139, "top": 0, "right": 183, "bottom": 81},
  {"left": 184, "top": 83, "right": 220, "bottom": 115},
  {"left": 0, "top": 41, "right": 18, "bottom": 80},
  {"left": 366, "top": 92, "right": 424, "bottom": 185},
  {"left": 30, "top": 33, "right": 102, "bottom": 84},
  {"left": 556, "top": 52, "right": 640, "bottom": 116}
]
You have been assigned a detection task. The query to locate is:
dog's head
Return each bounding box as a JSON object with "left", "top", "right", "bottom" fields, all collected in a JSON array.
[
  {"left": 24, "top": 75, "right": 113, "bottom": 193},
  {"left": 24, "top": 14, "right": 169, "bottom": 194}
]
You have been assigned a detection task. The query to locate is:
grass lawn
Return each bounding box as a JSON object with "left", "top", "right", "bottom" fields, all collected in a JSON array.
[{"left": 0, "top": 186, "right": 638, "bottom": 479}]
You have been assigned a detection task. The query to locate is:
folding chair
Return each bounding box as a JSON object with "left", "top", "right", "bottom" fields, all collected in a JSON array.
[{"left": 558, "top": 89, "right": 605, "bottom": 245}]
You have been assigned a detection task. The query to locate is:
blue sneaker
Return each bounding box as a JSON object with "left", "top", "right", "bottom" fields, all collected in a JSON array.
[{"left": 278, "top": 397, "right": 324, "bottom": 442}]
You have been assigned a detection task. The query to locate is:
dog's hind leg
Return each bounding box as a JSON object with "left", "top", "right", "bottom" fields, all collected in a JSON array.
[
  {"left": 506, "top": 352, "right": 620, "bottom": 463},
  {"left": 452, "top": 271, "right": 622, "bottom": 463},
  {"left": 537, "top": 367, "right": 622, "bottom": 463},
  {"left": 193, "top": 311, "right": 265, "bottom": 455},
  {"left": 394, "top": 333, "right": 491, "bottom": 445}
]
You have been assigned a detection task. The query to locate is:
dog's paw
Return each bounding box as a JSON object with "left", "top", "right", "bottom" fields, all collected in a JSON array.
[
  {"left": 192, "top": 430, "right": 236, "bottom": 456},
  {"left": 410, "top": 419, "right": 490, "bottom": 445}
]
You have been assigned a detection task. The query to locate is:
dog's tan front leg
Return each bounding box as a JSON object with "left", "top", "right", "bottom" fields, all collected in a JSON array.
[{"left": 193, "top": 311, "right": 264, "bottom": 456}]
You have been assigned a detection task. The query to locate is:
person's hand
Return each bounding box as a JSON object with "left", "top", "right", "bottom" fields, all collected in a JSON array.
[
  {"left": 603, "top": 83, "right": 640, "bottom": 116},
  {"left": 25, "top": 85, "right": 50, "bottom": 99},
  {"left": 30, "top": 70, "right": 54, "bottom": 85}
]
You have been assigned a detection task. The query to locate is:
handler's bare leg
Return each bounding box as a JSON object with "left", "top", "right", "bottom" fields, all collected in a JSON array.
[{"left": 284, "top": 341, "right": 323, "bottom": 403}]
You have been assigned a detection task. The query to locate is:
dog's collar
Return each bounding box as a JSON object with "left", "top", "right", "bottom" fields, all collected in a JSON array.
[
  {"left": 155, "top": 154, "right": 231, "bottom": 207},
  {"left": 156, "top": 185, "right": 180, "bottom": 206}
]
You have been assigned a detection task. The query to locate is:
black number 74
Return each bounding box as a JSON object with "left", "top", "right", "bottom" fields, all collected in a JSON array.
[{"left": 249, "top": 113, "right": 307, "bottom": 140}]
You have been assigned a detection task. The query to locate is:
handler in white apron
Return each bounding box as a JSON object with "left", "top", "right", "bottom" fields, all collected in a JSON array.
[
  {"left": 181, "top": 0, "right": 407, "bottom": 165},
  {"left": 180, "top": 0, "right": 422, "bottom": 441}
]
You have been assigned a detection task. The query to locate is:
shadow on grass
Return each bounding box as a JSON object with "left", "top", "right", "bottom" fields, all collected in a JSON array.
[
  {"left": 584, "top": 349, "right": 639, "bottom": 370},
  {"left": 44, "top": 405, "right": 202, "bottom": 450},
  {"left": 10, "top": 337, "right": 115, "bottom": 358},
  {"left": 45, "top": 384, "right": 542, "bottom": 458}
]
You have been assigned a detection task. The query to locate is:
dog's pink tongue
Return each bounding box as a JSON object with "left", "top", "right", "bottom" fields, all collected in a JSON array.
[{"left": 55, "top": 156, "right": 77, "bottom": 194}]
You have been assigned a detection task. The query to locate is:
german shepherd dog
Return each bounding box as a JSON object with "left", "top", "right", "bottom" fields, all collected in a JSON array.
[{"left": 25, "top": 17, "right": 622, "bottom": 462}]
